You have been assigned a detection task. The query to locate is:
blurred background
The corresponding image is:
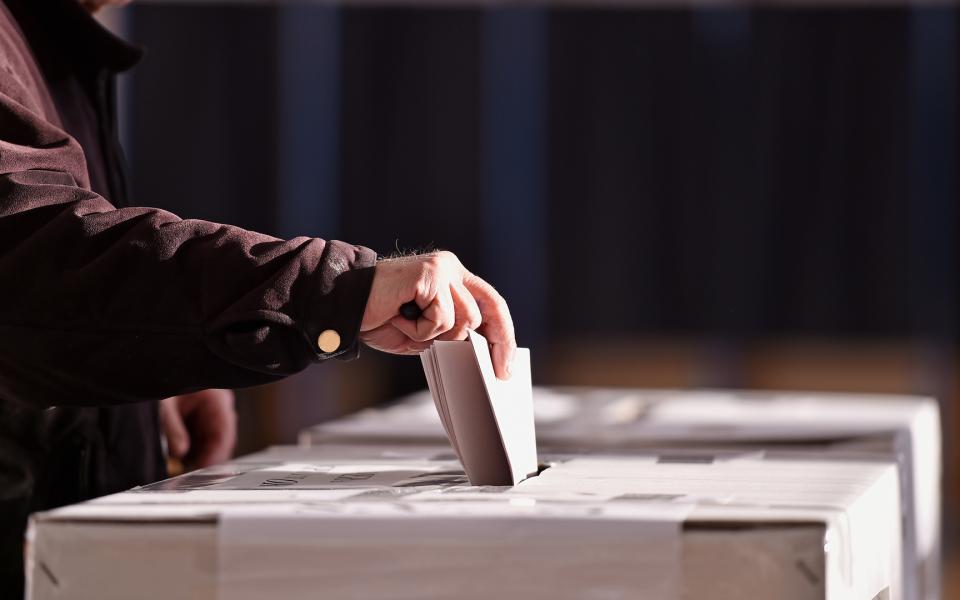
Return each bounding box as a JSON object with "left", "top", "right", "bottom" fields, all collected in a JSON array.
[{"left": 102, "top": 0, "right": 956, "bottom": 589}]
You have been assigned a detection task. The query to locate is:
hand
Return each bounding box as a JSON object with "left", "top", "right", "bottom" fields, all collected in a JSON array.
[
  {"left": 360, "top": 251, "right": 517, "bottom": 379},
  {"left": 159, "top": 389, "right": 237, "bottom": 471}
]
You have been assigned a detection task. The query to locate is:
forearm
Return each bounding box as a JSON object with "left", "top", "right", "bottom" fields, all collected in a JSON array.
[{"left": 0, "top": 171, "right": 376, "bottom": 407}]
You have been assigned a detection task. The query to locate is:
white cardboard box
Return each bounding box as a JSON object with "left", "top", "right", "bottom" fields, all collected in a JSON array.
[
  {"left": 302, "top": 387, "right": 940, "bottom": 600},
  {"left": 28, "top": 444, "right": 901, "bottom": 600}
]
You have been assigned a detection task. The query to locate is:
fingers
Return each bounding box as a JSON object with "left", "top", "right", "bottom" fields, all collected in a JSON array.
[
  {"left": 363, "top": 322, "right": 433, "bottom": 355},
  {"left": 158, "top": 389, "right": 238, "bottom": 472},
  {"left": 158, "top": 397, "right": 190, "bottom": 459},
  {"left": 191, "top": 437, "right": 231, "bottom": 469},
  {"left": 362, "top": 251, "right": 453, "bottom": 333},
  {"left": 437, "top": 284, "right": 482, "bottom": 341},
  {"left": 360, "top": 252, "right": 516, "bottom": 375},
  {"left": 463, "top": 274, "right": 517, "bottom": 380},
  {"left": 184, "top": 390, "right": 236, "bottom": 469},
  {"left": 389, "top": 281, "right": 483, "bottom": 344},
  {"left": 390, "top": 287, "right": 455, "bottom": 342},
  {"left": 487, "top": 334, "right": 518, "bottom": 381}
]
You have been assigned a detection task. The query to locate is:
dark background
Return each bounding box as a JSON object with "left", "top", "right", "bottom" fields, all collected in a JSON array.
[{"left": 115, "top": 0, "right": 957, "bottom": 556}]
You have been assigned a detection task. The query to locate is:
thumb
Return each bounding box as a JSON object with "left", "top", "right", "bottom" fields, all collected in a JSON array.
[{"left": 159, "top": 398, "right": 190, "bottom": 459}]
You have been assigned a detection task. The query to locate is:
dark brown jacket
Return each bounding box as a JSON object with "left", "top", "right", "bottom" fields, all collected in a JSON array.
[{"left": 0, "top": 0, "right": 376, "bottom": 591}]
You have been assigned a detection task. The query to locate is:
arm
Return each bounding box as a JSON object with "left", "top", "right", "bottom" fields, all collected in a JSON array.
[
  {"left": 0, "top": 79, "right": 376, "bottom": 408},
  {"left": 0, "top": 50, "right": 517, "bottom": 409}
]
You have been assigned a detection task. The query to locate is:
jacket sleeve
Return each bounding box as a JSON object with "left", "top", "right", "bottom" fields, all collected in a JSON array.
[{"left": 0, "top": 71, "right": 377, "bottom": 409}]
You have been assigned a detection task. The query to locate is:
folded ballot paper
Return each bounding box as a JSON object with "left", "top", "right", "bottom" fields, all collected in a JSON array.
[{"left": 419, "top": 331, "right": 538, "bottom": 485}]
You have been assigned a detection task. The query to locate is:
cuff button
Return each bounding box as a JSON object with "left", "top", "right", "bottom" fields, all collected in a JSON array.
[{"left": 317, "top": 330, "right": 341, "bottom": 353}]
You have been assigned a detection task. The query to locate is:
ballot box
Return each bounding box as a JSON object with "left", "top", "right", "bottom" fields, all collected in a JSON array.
[
  {"left": 302, "top": 388, "right": 940, "bottom": 600},
  {"left": 27, "top": 444, "right": 901, "bottom": 600}
]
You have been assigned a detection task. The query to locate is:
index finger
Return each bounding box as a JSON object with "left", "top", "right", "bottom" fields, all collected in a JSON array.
[{"left": 462, "top": 274, "right": 516, "bottom": 380}]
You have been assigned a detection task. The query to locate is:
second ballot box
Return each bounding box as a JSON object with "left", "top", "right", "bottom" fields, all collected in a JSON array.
[{"left": 302, "top": 388, "right": 940, "bottom": 600}]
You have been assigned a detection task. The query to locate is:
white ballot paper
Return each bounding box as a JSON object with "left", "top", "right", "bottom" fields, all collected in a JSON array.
[{"left": 419, "top": 331, "right": 538, "bottom": 485}]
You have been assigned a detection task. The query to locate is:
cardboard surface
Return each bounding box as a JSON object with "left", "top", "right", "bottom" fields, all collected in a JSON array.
[
  {"left": 302, "top": 387, "right": 940, "bottom": 600},
  {"left": 28, "top": 445, "right": 901, "bottom": 600}
]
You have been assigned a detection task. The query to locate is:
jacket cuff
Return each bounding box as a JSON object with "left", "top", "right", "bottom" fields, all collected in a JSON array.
[{"left": 302, "top": 240, "right": 377, "bottom": 362}]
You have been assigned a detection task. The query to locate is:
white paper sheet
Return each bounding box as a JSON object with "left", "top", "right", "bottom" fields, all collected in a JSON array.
[{"left": 419, "top": 331, "right": 538, "bottom": 485}]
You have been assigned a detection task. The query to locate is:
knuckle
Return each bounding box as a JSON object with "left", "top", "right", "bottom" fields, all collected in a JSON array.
[
  {"left": 416, "top": 262, "right": 434, "bottom": 283},
  {"left": 427, "top": 252, "right": 448, "bottom": 269},
  {"left": 467, "top": 311, "right": 482, "bottom": 329},
  {"left": 414, "top": 276, "right": 434, "bottom": 298},
  {"left": 437, "top": 250, "right": 465, "bottom": 272}
]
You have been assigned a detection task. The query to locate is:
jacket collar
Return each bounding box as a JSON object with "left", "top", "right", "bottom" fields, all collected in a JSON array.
[{"left": 4, "top": 0, "right": 144, "bottom": 74}]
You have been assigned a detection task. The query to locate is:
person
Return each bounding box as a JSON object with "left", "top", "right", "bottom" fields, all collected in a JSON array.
[{"left": 0, "top": 0, "right": 516, "bottom": 593}]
